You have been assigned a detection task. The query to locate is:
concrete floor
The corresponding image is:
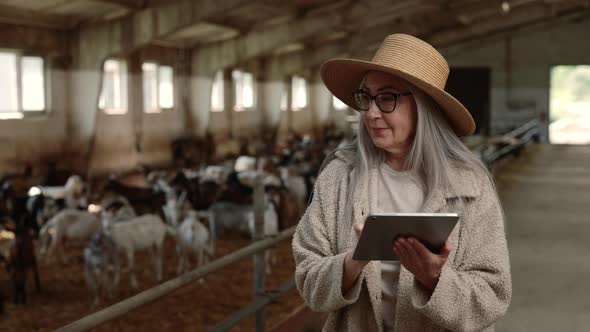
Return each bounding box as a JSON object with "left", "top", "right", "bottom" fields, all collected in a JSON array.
[{"left": 495, "top": 143, "right": 590, "bottom": 332}]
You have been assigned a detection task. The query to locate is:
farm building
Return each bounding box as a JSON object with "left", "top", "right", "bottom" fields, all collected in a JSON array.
[{"left": 0, "top": 0, "right": 589, "bottom": 331}]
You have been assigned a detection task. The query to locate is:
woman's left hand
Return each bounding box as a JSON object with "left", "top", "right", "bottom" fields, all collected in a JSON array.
[{"left": 393, "top": 237, "right": 451, "bottom": 292}]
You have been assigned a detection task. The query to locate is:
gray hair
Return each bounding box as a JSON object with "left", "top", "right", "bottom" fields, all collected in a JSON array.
[{"left": 336, "top": 80, "right": 495, "bottom": 246}]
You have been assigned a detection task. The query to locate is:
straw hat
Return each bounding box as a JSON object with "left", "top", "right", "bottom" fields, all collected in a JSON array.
[{"left": 320, "top": 33, "right": 475, "bottom": 137}]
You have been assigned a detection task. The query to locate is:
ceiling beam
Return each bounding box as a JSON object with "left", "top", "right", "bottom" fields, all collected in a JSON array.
[
  {"left": 190, "top": 1, "right": 353, "bottom": 75},
  {"left": 92, "top": 0, "right": 146, "bottom": 10},
  {"left": 189, "top": 0, "right": 436, "bottom": 75},
  {"left": 442, "top": 7, "right": 590, "bottom": 55},
  {"left": 0, "top": 4, "right": 76, "bottom": 30},
  {"left": 265, "top": 21, "right": 419, "bottom": 79},
  {"left": 451, "top": 0, "right": 539, "bottom": 24},
  {"left": 0, "top": 23, "right": 69, "bottom": 54},
  {"left": 75, "top": 0, "right": 251, "bottom": 67},
  {"left": 428, "top": 2, "right": 563, "bottom": 46},
  {"left": 351, "top": 1, "right": 589, "bottom": 58}
]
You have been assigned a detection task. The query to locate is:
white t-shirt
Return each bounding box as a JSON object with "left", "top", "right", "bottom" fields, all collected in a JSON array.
[{"left": 372, "top": 162, "right": 425, "bottom": 331}]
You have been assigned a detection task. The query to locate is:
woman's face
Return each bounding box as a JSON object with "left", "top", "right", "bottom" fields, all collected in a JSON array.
[{"left": 361, "top": 71, "right": 417, "bottom": 156}]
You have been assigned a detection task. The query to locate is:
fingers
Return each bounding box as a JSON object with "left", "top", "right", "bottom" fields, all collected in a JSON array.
[
  {"left": 394, "top": 238, "right": 418, "bottom": 269},
  {"left": 353, "top": 223, "right": 363, "bottom": 236},
  {"left": 393, "top": 240, "right": 408, "bottom": 266},
  {"left": 407, "top": 237, "right": 431, "bottom": 260},
  {"left": 439, "top": 241, "right": 452, "bottom": 258},
  {"left": 401, "top": 238, "right": 422, "bottom": 262}
]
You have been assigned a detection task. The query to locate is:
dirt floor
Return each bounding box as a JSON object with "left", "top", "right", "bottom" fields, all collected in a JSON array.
[{"left": 0, "top": 232, "right": 303, "bottom": 331}]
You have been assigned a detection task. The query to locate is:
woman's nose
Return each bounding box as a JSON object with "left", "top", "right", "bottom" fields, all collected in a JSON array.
[{"left": 365, "top": 100, "right": 382, "bottom": 120}]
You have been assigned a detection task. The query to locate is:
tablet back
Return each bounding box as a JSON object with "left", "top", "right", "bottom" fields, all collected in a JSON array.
[{"left": 352, "top": 213, "right": 459, "bottom": 261}]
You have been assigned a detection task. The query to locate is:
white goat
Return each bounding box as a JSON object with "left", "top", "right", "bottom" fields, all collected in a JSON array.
[
  {"left": 209, "top": 196, "right": 278, "bottom": 274},
  {"left": 175, "top": 210, "right": 215, "bottom": 275},
  {"left": 236, "top": 170, "right": 281, "bottom": 189},
  {"left": 201, "top": 165, "right": 232, "bottom": 185},
  {"left": 101, "top": 212, "right": 170, "bottom": 288},
  {"left": 234, "top": 155, "right": 257, "bottom": 172},
  {"left": 279, "top": 167, "right": 308, "bottom": 205},
  {"left": 34, "top": 175, "right": 86, "bottom": 209},
  {"left": 83, "top": 233, "right": 118, "bottom": 306},
  {"left": 247, "top": 201, "right": 279, "bottom": 274},
  {"left": 39, "top": 209, "right": 101, "bottom": 263}
]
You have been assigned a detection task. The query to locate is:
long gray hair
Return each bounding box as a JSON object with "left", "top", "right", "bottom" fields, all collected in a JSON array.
[{"left": 336, "top": 79, "right": 495, "bottom": 244}]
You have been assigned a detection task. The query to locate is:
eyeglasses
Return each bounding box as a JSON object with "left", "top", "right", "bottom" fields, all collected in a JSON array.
[{"left": 352, "top": 90, "right": 412, "bottom": 113}]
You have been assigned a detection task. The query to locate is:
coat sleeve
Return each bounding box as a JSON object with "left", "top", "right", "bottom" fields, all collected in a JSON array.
[
  {"left": 292, "top": 161, "right": 363, "bottom": 312},
  {"left": 411, "top": 175, "right": 512, "bottom": 332}
]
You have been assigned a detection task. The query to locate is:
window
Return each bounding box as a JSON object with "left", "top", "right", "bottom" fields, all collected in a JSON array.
[
  {"left": 142, "top": 62, "right": 174, "bottom": 113},
  {"left": 291, "top": 76, "right": 307, "bottom": 111},
  {"left": 211, "top": 70, "right": 224, "bottom": 112},
  {"left": 0, "top": 52, "right": 45, "bottom": 119},
  {"left": 333, "top": 96, "right": 348, "bottom": 110},
  {"left": 99, "top": 59, "right": 128, "bottom": 114},
  {"left": 233, "top": 69, "right": 255, "bottom": 111}
]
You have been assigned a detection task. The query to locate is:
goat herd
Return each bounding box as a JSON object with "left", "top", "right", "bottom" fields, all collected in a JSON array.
[{"left": 0, "top": 131, "right": 348, "bottom": 324}]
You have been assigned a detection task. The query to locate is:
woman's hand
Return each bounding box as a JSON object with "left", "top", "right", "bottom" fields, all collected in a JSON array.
[
  {"left": 342, "top": 223, "right": 370, "bottom": 294},
  {"left": 394, "top": 237, "right": 451, "bottom": 292}
]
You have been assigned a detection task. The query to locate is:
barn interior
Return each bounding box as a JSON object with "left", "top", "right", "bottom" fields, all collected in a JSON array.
[{"left": 1, "top": 0, "right": 590, "bottom": 331}]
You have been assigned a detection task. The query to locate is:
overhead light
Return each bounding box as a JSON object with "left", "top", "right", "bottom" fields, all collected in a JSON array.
[{"left": 501, "top": 1, "right": 511, "bottom": 13}]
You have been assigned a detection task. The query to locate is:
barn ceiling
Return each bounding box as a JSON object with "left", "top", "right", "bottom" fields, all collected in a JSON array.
[{"left": 0, "top": 0, "right": 589, "bottom": 62}]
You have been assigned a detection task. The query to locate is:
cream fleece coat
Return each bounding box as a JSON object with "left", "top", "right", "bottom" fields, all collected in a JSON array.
[{"left": 292, "top": 148, "right": 511, "bottom": 332}]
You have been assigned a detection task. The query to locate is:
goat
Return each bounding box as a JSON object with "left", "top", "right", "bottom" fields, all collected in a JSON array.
[
  {"left": 174, "top": 210, "right": 215, "bottom": 276},
  {"left": 83, "top": 232, "right": 118, "bottom": 306},
  {"left": 234, "top": 155, "right": 257, "bottom": 172},
  {"left": 31, "top": 175, "right": 86, "bottom": 210},
  {"left": 209, "top": 196, "right": 278, "bottom": 274},
  {"left": 279, "top": 166, "right": 308, "bottom": 205},
  {"left": 39, "top": 209, "right": 101, "bottom": 263},
  {"left": 101, "top": 178, "right": 166, "bottom": 217},
  {"left": 101, "top": 212, "right": 172, "bottom": 288}
]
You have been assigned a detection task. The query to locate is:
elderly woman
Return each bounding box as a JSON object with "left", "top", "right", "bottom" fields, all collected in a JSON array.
[{"left": 292, "top": 34, "right": 511, "bottom": 331}]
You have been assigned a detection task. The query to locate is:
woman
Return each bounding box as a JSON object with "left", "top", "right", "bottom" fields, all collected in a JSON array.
[{"left": 292, "top": 34, "right": 511, "bottom": 331}]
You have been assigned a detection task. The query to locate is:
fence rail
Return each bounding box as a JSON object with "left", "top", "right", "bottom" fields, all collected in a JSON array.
[
  {"left": 483, "top": 119, "right": 540, "bottom": 167},
  {"left": 56, "top": 225, "right": 297, "bottom": 332}
]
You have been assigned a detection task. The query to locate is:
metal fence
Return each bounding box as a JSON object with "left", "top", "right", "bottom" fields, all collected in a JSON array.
[
  {"left": 57, "top": 176, "right": 296, "bottom": 332},
  {"left": 482, "top": 119, "right": 540, "bottom": 167}
]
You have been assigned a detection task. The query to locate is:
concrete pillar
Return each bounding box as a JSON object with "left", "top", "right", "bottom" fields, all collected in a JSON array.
[
  {"left": 260, "top": 80, "right": 285, "bottom": 130},
  {"left": 69, "top": 46, "right": 103, "bottom": 173},
  {"left": 309, "top": 68, "right": 333, "bottom": 134},
  {"left": 284, "top": 76, "right": 293, "bottom": 133},
  {"left": 189, "top": 74, "right": 214, "bottom": 137},
  {"left": 127, "top": 52, "right": 143, "bottom": 160},
  {"left": 223, "top": 69, "right": 235, "bottom": 138}
]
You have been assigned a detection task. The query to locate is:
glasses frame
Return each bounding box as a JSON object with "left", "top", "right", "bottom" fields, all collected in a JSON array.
[{"left": 351, "top": 90, "right": 412, "bottom": 113}]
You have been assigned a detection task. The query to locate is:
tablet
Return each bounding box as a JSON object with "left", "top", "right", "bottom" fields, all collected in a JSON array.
[{"left": 352, "top": 212, "right": 459, "bottom": 261}]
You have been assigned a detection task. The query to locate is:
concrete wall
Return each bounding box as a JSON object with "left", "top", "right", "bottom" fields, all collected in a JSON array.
[{"left": 441, "top": 19, "right": 590, "bottom": 140}]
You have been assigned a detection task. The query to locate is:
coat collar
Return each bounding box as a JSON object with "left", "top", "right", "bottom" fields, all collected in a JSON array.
[{"left": 333, "top": 147, "right": 482, "bottom": 212}]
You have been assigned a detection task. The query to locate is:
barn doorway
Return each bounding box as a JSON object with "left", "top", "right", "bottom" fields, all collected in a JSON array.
[
  {"left": 445, "top": 67, "right": 491, "bottom": 136},
  {"left": 549, "top": 65, "right": 590, "bottom": 144}
]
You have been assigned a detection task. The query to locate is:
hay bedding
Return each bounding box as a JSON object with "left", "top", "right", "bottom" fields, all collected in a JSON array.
[{"left": 0, "top": 233, "right": 301, "bottom": 331}]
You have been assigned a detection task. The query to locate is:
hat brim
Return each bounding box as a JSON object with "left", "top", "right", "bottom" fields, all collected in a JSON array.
[{"left": 320, "top": 59, "right": 476, "bottom": 137}]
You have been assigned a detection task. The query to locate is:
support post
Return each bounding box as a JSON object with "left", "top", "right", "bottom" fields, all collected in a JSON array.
[{"left": 253, "top": 174, "right": 266, "bottom": 331}]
